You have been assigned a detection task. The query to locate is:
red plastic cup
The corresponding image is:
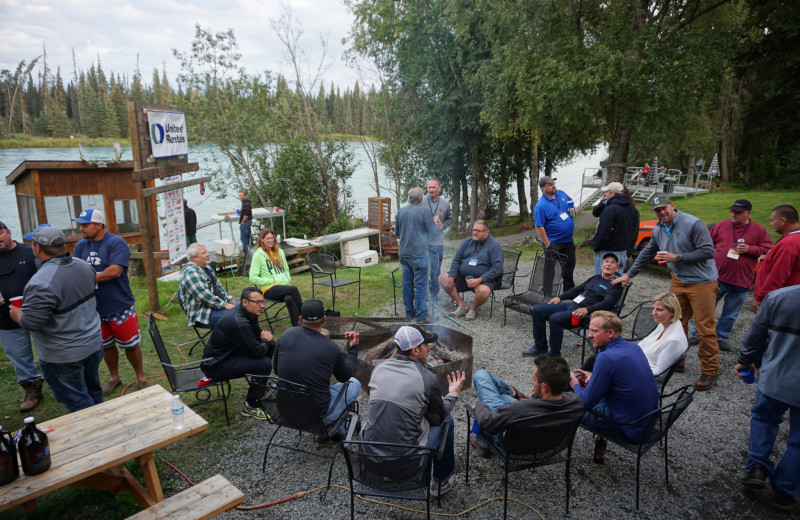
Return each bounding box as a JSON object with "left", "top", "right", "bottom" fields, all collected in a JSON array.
[
  {"left": 571, "top": 312, "right": 580, "bottom": 326},
  {"left": 657, "top": 258, "right": 667, "bottom": 265},
  {"left": 9, "top": 296, "right": 23, "bottom": 308}
]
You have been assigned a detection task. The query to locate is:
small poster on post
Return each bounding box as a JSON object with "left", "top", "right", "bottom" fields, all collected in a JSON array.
[
  {"left": 147, "top": 110, "right": 189, "bottom": 158},
  {"left": 163, "top": 175, "right": 186, "bottom": 265}
]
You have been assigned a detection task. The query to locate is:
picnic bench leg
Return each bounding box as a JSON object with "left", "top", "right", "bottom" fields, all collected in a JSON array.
[
  {"left": 106, "top": 463, "right": 159, "bottom": 508},
  {"left": 22, "top": 500, "right": 36, "bottom": 514},
  {"left": 137, "top": 452, "right": 165, "bottom": 503}
]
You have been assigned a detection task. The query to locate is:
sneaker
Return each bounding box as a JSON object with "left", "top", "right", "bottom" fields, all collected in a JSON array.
[
  {"left": 742, "top": 465, "right": 767, "bottom": 490},
  {"left": 718, "top": 339, "right": 731, "bottom": 351},
  {"left": 521, "top": 347, "right": 543, "bottom": 357},
  {"left": 430, "top": 475, "right": 456, "bottom": 497},
  {"left": 137, "top": 379, "right": 153, "bottom": 390},
  {"left": 464, "top": 309, "right": 477, "bottom": 321},
  {"left": 688, "top": 336, "right": 699, "bottom": 347},
  {"left": 470, "top": 433, "right": 492, "bottom": 458},
  {"left": 449, "top": 306, "right": 469, "bottom": 317},
  {"left": 417, "top": 314, "right": 435, "bottom": 325},
  {"left": 241, "top": 402, "right": 269, "bottom": 420},
  {"left": 101, "top": 378, "right": 122, "bottom": 397},
  {"left": 773, "top": 491, "right": 800, "bottom": 512}
]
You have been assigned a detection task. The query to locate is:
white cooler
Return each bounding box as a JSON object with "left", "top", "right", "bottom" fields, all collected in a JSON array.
[
  {"left": 341, "top": 238, "right": 370, "bottom": 256},
  {"left": 343, "top": 250, "right": 378, "bottom": 267},
  {"left": 214, "top": 239, "right": 236, "bottom": 256}
]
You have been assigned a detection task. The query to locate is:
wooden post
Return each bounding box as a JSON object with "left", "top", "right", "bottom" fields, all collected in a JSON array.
[{"left": 127, "top": 101, "right": 203, "bottom": 313}]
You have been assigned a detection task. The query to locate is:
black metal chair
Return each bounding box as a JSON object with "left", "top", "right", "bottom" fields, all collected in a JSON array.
[
  {"left": 621, "top": 301, "right": 658, "bottom": 342},
  {"left": 488, "top": 247, "right": 522, "bottom": 319},
  {"left": 259, "top": 299, "right": 290, "bottom": 333},
  {"left": 247, "top": 375, "right": 359, "bottom": 486},
  {"left": 579, "top": 385, "right": 696, "bottom": 512},
  {"left": 147, "top": 315, "right": 231, "bottom": 425},
  {"left": 463, "top": 403, "right": 583, "bottom": 518},
  {"left": 503, "top": 249, "right": 567, "bottom": 325},
  {"left": 570, "top": 282, "right": 633, "bottom": 364},
  {"left": 176, "top": 295, "right": 213, "bottom": 356},
  {"left": 307, "top": 251, "right": 362, "bottom": 310},
  {"left": 338, "top": 421, "right": 450, "bottom": 520}
]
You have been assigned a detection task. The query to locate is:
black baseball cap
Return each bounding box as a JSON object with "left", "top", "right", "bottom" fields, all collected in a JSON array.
[
  {"left": 301, "top": 299, "right": 325, "bottom": 320},
  {"left": 729, "top": 199, "right": 752, "bottom": 212}
]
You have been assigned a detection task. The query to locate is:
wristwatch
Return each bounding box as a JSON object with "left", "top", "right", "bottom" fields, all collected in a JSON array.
[{"left": 675, "top": 254, "right": 683, "bottom": 263}]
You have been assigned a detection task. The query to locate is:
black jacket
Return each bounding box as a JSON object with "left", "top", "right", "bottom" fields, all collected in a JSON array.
[
  {"left": 592, "top": 195, "right": 639, "bottom": 254},
  {"left": 201, "top": 305, "right": 275, "bottom": 371}
]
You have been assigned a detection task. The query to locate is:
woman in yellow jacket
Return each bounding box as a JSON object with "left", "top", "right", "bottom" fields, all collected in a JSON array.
[{"left": 249, "top": 229, "right": 303, "bottom": 326}]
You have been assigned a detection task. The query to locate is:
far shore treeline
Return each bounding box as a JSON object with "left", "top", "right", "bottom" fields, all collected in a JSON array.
[{"left": 1, "top": 2, "right": 798, "bottom": 239}]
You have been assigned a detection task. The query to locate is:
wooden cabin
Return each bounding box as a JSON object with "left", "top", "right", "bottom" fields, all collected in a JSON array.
[{"left": 6, "top": 161, "right": 158, "bottom": 253}]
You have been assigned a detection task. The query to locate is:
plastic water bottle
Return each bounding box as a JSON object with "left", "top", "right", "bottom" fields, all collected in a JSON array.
[
  {"left": 739, "top": 368, "right": 757, "bottom": 384},
  {"left": 171, "top": 394, "right": 185, "bottom": 430}
]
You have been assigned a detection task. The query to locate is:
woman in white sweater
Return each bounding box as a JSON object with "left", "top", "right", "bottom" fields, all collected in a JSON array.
[{"left": 638, "top": 292, "right": 688, "bottom": 376}]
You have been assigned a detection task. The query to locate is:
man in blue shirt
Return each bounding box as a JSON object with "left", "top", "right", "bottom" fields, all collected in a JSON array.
[
  {"left": 395, "top": 187, "right": 439, "bottom": 323},
  {"left": 73, "top": 209, "right": 150, "bottom": 396},
  {"left": 438, "top": 220, "right": 504, "bottom": 321},
  {"left": 570, "top": 310, "right": 659, "bottom": 462},
  {"left": 534, "top": 176, "right": 576, "bottom": 291}
]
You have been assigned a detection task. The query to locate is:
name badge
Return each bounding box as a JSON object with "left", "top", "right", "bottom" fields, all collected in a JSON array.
[
  {"left": 560, "top": 212, "right": 569, "bottom": 220},
  {"left": 469, "top": 258, "right": 478, "bottom": 266},
  {"left": 573, "top": 294, "right": 586, "bottom": 304},
  {"left": 727, "top": 249, "right": 740, "bottom": 260}
]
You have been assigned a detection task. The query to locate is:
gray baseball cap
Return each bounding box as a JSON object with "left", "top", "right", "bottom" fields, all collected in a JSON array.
[
  {"left": 24, "top": 224, "right": 65, "bottom": 246},
  {"left": 538, "top": 176, "right": 557, "bottom": 188}
]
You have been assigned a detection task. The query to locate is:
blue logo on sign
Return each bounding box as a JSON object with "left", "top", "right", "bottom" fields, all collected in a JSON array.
[{"left": 151, "top": 123, "right": 165, "bottom": 144}]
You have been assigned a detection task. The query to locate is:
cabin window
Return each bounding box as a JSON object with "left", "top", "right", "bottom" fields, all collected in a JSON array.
[
  {"left": 114, "top": 199, "right": 140, "bottom": 234},
  {"left": 44, "top": 194, "right": 105, "bottom": 240},
  {"left": 17, "top": 194, "right": 38, "bottom": 235}
]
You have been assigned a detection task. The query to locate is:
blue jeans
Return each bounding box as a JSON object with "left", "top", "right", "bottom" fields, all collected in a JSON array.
[
  {"left": 747, "top": 389, "right": 800, "bottom": 497},
  {"left": 580, "top": 399, "right": 617, "bottom": 437},
  {"left": 39, "top": 349, "right": 103, "bottom": 412},
  {"left": 400, "top": 255, "right": 429, "bottom": 320},
  {"left": 322, "top": 377, "right": 362, "bottom": 437},
  {"left": 690, "top": 281, "right": 749, "bottom": 342},
  {"left": 0, "top": 328, "right": 41, "bottom": 382},
  {"left": 428, "top": 245, "right": 444, "bottom": 296},
  {"left": 531, "top": 302, "right": 577, "bottom": 356},
  {"left": 240, "top": 220, "right": 252, "bottom": 253},
  {"left": 428, "top": 414, "right": 455, "bottom": 481},
  {"left": 472, "top": 369, "right": 518, "bottom": 448},
  {"left": 593, "top": 251, "right": 627, "bottom": 275}
]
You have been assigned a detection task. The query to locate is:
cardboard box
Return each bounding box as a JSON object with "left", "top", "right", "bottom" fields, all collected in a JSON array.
[
  {"left": 341, "top": 237, "right": 370, "bottom": 256},
  {"left": 343, "top": 249, "right": 378, "bottom": 267}
]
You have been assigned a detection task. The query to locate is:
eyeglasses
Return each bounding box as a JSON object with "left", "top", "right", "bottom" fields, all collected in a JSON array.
[
  {"left": 472, "top": 228, "right": 488, "bottom": 233},
  {"left": 244, "top": 298, "right": 265, "bottom": 306}
]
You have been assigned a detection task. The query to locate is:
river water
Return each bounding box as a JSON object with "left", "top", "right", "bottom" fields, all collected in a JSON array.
[{"left": 0, "top": 143, "right": 604, "bottom": 247}]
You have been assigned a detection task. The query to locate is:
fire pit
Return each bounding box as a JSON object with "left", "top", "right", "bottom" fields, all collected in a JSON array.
[{"left": 325, "top": 317, "right": 473, "bottom": 395}]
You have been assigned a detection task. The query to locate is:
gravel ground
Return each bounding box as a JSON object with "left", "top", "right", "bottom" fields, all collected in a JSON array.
[{"left": 206, "top": 228, "right": 798, "bottom": 520}]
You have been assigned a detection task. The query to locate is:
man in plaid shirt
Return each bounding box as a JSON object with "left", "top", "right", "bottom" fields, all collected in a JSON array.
[{"left": 178, "top": 243, "right": 236, "bottom": 327}]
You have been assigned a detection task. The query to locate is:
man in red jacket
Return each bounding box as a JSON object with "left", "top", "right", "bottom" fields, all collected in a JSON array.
[
  {"left": 754, "top": 205, "right": 800, "bottom": 312},
  {"left": 689, "top": 199, "right": 772, "bottom": 351}
]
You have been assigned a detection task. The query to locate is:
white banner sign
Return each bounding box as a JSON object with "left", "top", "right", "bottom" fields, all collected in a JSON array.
[
  {"left": 163, "top": 175, "right": 187, "bottom": 265},
  {"left": 147, "top": 110, "right": 189, "bottom": 158}
]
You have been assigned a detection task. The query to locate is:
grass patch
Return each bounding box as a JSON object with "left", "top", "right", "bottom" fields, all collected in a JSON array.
[{"left": 0, "top": 134, "right": 131, "bottom": 149}]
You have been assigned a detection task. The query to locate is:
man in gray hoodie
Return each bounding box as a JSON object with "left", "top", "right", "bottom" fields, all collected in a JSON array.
[{"left": 10, "top": 224, "right": 103, "bottom": 412}]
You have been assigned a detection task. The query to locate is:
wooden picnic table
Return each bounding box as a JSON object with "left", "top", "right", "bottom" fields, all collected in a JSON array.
[{"left": 0, "top": 384, "right": 208, "bottom": 514}]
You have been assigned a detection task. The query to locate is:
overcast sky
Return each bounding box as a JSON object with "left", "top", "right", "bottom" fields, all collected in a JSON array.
[{"left": 0, "top": 0, "right": 362, "bottom": 90}]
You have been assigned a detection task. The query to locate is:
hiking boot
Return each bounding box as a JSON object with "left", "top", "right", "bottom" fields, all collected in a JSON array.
[
  {"left": 717, "top": 339, "right": 731, "bottom": 351},
  {"left": 19, "top": 379, "right": 43, "bottom": 413},
  {"left": 102, "top": 378, "right": 122, "bottom": 396},
  {"left": 241, "top": 402, "right": 269, "bottom": 420},
  {"left": 470, "top": 433, "right": 492, "bottom": 458},
  {"left": 742, "top": 465, "right": 767, "bottom": 490},
  {"left": 773, "top": 491, "right": 800, "bottom": 512},
  {"left": 688, "top": 336, "right": 699, "bottom": 347},
  {"left": 417, "top": 314, "right": 435, "bottom": 325},
  {"left": 694, "top": 374, "right": 717, "bottom": 391}
]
